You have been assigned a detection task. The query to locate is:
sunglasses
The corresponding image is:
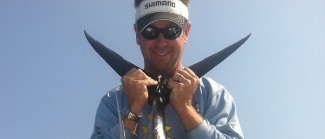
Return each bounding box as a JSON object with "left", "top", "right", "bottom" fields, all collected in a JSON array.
[{"left": 140, "top": 25, "right": 183, "bottom": 40}]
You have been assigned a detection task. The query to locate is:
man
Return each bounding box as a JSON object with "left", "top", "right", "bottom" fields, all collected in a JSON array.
[{"left": 91, "top": 0, "right": 244, "bottom": 138}]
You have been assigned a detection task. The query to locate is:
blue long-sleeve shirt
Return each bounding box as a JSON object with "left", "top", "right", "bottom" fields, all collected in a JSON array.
[{"left": 91, "top": 77, "right": 244, "bottom": 139}]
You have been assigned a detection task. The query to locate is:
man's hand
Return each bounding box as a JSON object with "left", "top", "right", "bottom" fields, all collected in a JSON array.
[
  {"left": 167, "top": 68, "right": 203, "bottom": 131},
  {"left": 121, "top": 68, "right": 157, "bottom": 133},
  {"left": 168, "top": 68, "right": 199, "bottom": 110},
  {"left": 121, "top": 68, "right": 158, "bottom": 114}
]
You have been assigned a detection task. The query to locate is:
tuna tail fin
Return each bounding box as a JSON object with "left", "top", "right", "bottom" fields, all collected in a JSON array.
[
  {"left": 85, "top": 30, "right": 250, "bottom": 78},
  {"left": 84, "top": 30, "right": 139, "bottom": 77},
  {"left": 188, "top": 34, "right": 251, "bottom": 78}
]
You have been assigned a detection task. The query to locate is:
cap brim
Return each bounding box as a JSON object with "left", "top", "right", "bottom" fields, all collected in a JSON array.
[{"left": 136, "top": 12, "right": 188, "bottom": 32}]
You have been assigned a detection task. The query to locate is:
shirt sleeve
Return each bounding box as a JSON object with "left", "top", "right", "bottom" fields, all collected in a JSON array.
[
  {"left": 90, "top": 91, "right": 136, "bottom": 139},
  {"left": 186, "top": 77, "right": 244, "bottom": 139}
]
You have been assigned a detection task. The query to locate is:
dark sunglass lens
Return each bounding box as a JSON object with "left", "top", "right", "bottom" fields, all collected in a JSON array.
[
  {"left": 141, "top": 26, "right": 182, "bottom": 40},
  {"left": 141, "top": 27, "right": 158, "bottom": 40},
  {"left": 164, "top": 27, "right": 182, "bottom": 39}
]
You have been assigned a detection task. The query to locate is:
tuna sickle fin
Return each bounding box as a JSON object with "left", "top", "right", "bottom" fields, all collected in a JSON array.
[
  {"left": 85, "top": 30, "right": 250, "bottom": 78},
  {"left": 188, "top": 33, "right": 251, "bottom": 78},
  {"left": 84, "top": 30, "right": 139, "bottom": 77}
]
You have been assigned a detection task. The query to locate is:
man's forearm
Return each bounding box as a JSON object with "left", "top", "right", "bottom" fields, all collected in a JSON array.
[{"left": 175, "top": 104, "right": 204, "bottom": 131}]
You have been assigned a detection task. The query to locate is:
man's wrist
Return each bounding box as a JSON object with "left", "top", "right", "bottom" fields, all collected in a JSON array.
[
  {"left": 173, "top": 102, "right": 194, "bottom": 114},
  {"left": 124, "top": 107, "right": 142, "bottom": 122},
  {"left": 130, "top": 106, "right": 143, "bottom": 115},
  {"left": 174, "top": 104, "right": 203, "bottom": 131}
]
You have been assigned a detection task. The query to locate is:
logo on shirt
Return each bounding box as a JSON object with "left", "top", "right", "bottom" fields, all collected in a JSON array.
[{"left": 141, "top": 113, "right": 172, "bottom": 139}]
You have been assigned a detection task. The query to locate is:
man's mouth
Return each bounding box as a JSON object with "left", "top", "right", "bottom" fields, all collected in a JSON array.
[{"left": 154, "top": 51, "right": 169, "bottom": 56}]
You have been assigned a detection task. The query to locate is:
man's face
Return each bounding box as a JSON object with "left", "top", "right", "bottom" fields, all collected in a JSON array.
[{"left": 135, "top": 20, "right": 191, "bottom": 76}]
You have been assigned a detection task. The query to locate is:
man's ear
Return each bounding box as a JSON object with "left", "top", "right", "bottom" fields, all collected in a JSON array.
[
  {"left": 134, "top": 24, "right": 141, "bottom": 45},
  {"left": 183, "top": 22, "right": 191, "bottom": 43}
]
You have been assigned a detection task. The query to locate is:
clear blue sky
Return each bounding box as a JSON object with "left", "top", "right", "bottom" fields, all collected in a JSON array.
[{"left": 1, "top": 0, "right": 324, "bottom": 139}]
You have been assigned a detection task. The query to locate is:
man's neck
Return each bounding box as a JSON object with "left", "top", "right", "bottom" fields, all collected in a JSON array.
[{"left": 144, "top": 65, "right": 183, "bottom": 79}]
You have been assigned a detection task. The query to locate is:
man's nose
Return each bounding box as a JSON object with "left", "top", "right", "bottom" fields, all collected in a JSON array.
[{"left": 155, "top": 33, "right": 167, "bottom": 47}]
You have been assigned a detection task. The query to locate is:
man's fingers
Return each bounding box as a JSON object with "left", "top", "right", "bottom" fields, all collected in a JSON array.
[
  {"left": 135, "top": 69, "right": 158, "bottom": 85},
  {"left": 141, "top": 79, "right": 158, "bottom": 86},
  {"left": 122, "top": 68, "right": 158, "bottom": 85},
  {"left": 145, "top": 77, "right": 158, "bottom": 86},
  {"left": 167, "top": 79, "right": 181, "bottom": 89},
  {"left": 172, "top": 72, "right": 183, "bottom": 82},
  {"left": 184, "top": 68, "right": 197, "bottom": 78}
]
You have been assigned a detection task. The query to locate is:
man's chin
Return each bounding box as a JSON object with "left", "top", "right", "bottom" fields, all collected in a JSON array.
[{"left": 153, "top": 66, "right": 177, "bottom": 76}]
